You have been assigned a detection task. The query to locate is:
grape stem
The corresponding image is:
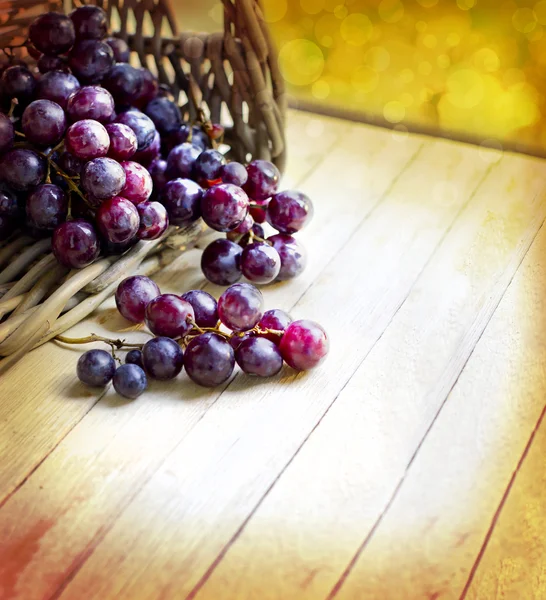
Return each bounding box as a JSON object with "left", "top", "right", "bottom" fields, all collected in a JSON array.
[{"left": 56, "top": 334, "right": 145, "bottom": 350}]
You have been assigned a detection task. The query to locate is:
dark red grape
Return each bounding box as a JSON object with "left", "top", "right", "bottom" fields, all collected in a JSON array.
[
  {"left": 1, "top": 66, "right": 36, "bottom": 103},
  {"left": 145, "top": 294, "right": 195, "bottom": 338},
  {"left": 65, "top": 119, "right": 110, "bottom": 160},
  {"left": 201, "top": 238, "right": 243, "bottom": 286},
  {"left": 52, "top": 219, "right": 100, "bottom": 268},
  {"left": 243, "top": 159, "right": 280, "bottom": 201},
  {"left": 0, "top": 149, "right": 45, "bottom": 191},
  {"left": 132, "top": 130, "right": 160, "bottom": 166},
  {"left": 70, "top": 5, "right": 108, "bottom": 41},
  {"left": 103, "top": 64, "right": 143, "bottom": 106},
  {"left": 249, "top": 204, "right": 267, "bottom": 224},
  {"left": 148, "top": 157, "right": 168, "bottom": 194},
  {"left": 134, "top": 68, "right": 159, "bottom": 108},
  {"left": 184, "top": 332, "right": 235, "bottom": 387},
  {"left": 142, "top": 337, "right": 183, "bottom": 380},
  {"left": 120, "top": 160, "right": 153, "bottom": 204},
  {"left": 81, "top": 157, "right": 126, "bottom": 199},
  {"left": 267, "top": 190, "right": 313, "bottom": 234},
  {"left": 207, "top": 123, "right": 224, "bottom": 140},
  {"left": 144, "top": 96, "right": 181, "bottom": 135},
  {"left": 268, "top": 234, "right": 307, "bottom": 280},
  {"left": 200, "top": 183, "right": 249, "bottom": 232},
  {"left": 218, "top": 283, "right": 263, "bottom": 331},
  {"left": 0, "top": 189, "right": 18, "bottom": 218},
  {"left": 96, "top": 196, "right": 140, "bottom": 244},
  {"left": 241, "top": 242, "right": 281, "bottom": 284},
  {"left": 106, "top": 123, "right": 137, "bottom": 161},
  {"left": 258, "top": 309, "right": 292, "bottom": 343},
  {"left": 66, "top": 85, "right": 115, "bottom": 122},
  {"left": 193, "top": 149, "right": 226, "bottom": 185},
  {"left": 125, "top": 349, "right": 144, "bottom": 368},
  {"left": 29, "top": 12, "right": 75, "bottom": 55},
  {"left": 77, "top": 349, "right": 115, "bottom": 387},
  {"left": 279, "top": 320, "right": 329, "bottom": 371},
  {"left": 0, "top": 113, "right": 14, "bottom": 153},
  {"left": 235, "top": 336, "right": 283, "bottom": 377},
  {"left": 181, "top": 290, "right": 218, "bottom": 328},
  {"left": 69, "top": 40, "right": 114, "bottom": 83},
  {"left": 221, "top": 162, "right": 248, "bottom": 186},
  {"left": 115, "top": 109, "right": 156, "bottom": 152},
  {"left": 137, "top": 201, "right": 169, "bottom": 240},
  {"left": 37, "top": 71, "right": 80, "bottom": 109},
  {"left": 161, "top": 178, "right": 202, "bottom": 224},
  {"left": 58, "top": 152, "right": 84, "bottom": 177},
  {"left": 115, "top": 275, "right": 160, "bottom": 323},
  {"left": 166, "top": 143, "right": 201, "bottom": 179},
  {"left": 26, "top": 184, "right": 67, "bottom": 230},
  {"left": 113, "top": 364, "right": 147, "bottom": 399},
  {"left": 22, "top": 99, "right": 66, "bottom": 147}
]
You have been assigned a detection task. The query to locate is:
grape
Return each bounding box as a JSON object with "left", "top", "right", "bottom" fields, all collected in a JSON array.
[
  {"left": 243, "top": 160, "right": 280, "bottom": 201},
  {"left": 241, "top": 242, "right": 281, "bottom": 284},
  {"left": 181, "top": 290, "right": 218, "bottom": 328},
  {"left": 125, "top": 349, "right": 144, "bottom": 368},
  {"left": 221, "top": 162, "right": 248, "bottom": 186},
  {"left": 279, "top": 320, "right": 329, "bottom": 371},
  {"left": 37, "top": 55, "right": 69, "bottom": 74},
  {"left": 69, "top": 40, "right": 114, "bottom": 83},
  {"left": 267, "top": 190, "right": 314, "bottom": 234},
  {"left": 161, "top": 178, "right": 202, "bottom": 224},
  {"left": 184, "top": 332, "right": 235, "bottom": 387},
  {"left": 201, "top": 184, "right": 249, "bottom": 232},
  {"left": 37, "top": 71, "right": 80, "bottom": 109},
  {"left": 52, "top": 219, "right": 100, "bottom": 268},
  {"left": 0, "top": 113, "right": 14, "bottom": 153},
  {"left": 148, "top": 157, "right": 168, "bottom": 194},
  {"left": 22, "top": 99, "right": 66, "bottom": 147},
  {"left": 70, "top": 5, "right": 108, "bottom": 40},
  {"left": 167, "top": 124, "right": 209, "bottom": 152},
  {"left": 1, "top": 66, "right": 36, "bottom": 103},
  {"left": 77, "top": 349, "right": 115, "bottom": 387},
  {"left": 142, "top": 337, "right": 184, "bottom": 380},
  {"left": 65, "top": 119, "right": 110, "bottom": 160},
  {"left": 207, "top": 123, "right": 224, "bottom": 140},
  {"left": 249, "top": 204, "right": 267, "bottom": 224},
  {"left": 113, "top": 364, "right": 147, "bottom": 399},
  {"left": 132, "top": 130, "right": 160, "bottom": 166},
  {"left": 115, "top": 109, "right": 156, "bottom": 152},
  {"left": 268, "top": 234, "right": 307, "bottom": 280},
  {"left": 105, "top": 37, "right": 130, "bottom": 63},
  {"left": 0, "top": 149, "right": 45, "bottom": 191},
  {"left": 135, "top": 68, "right": 159, "bottom": 108},
  {"left": 229, "top": 331, "right": 255, "bottom": 351},
  {"left": 81, "top": 157, "right": 126, "bottom": 199},
  {"left": 26, "top": 184, "right": 67, "bottom": 230},
  {"left": 238, "top": 222, "right": 265, "bottom": 248},
  {"left": 145, "top": 294, "right": 195, "bottom": 338},
  {"left": 96, "top": 196, "right": 140, "bottom": 244},
  {"left": 120, "top": 161, "right": 153, "bottom": 204},
  {"left": 116, "top": 275, "right": 160, "bottom": 323},
  {"left": 229, "top": 213, "right": 254, "bottom": 237},
  {"left": 66, "top": 85, "right": 115, "bottom": 122},
  {"left": 201, "top": 239, "right": 243, "bottom": 286},
  {"left": 58, "top": 152, "right": 84, "bottom": 177},
  {"left": 0, "top": 189, "right": 19, "bottom": 218},
  {"left": 258, "top": 309, "right": 292, "bottom": 343},
  {"left": 166, "top": 143, "right": 201, "bottom": 179},
  {"left": 218, "top": 283, "right": 263, "bottom": 331},
  {"left": 105, "top": 123, "right": 137, "bottom": 161},
  {"left": 103, "top": 64, "right": 143, "bottom": 106},
  {"left": 137, "top": 201, "right": 169, "bottom": 240},
  {"left": 29, "top": 12, "right": 75, "bottom": 55},
  {"left": 235, "top": 337, "right": 283, "bottom": 377},
  {"left": 144, "top": 97, "right": 181, "bottom": 135},
  {"left": 192, "top": 149, "right": 226, "bottom": 185}
]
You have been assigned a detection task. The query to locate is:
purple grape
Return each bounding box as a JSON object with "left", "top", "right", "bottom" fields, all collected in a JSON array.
[
  {"left": 229, "top": 331, "right": 255, "bottom": 351},
  {"left": 166, "top": 143, "right": 201, "bottom": 179},
  {"left": 148, "top": 157, "right": 168, "bottom": 194},
  {"left": 77, "top": 349, "right": 115, "bottom": 387},
  {"left": 167, "top": 124, "right": 209, "bottom": 152},
  {"left": 26, "top": 184, "right": 67, "bottom": 230},
  {"left": 279, "top": 320, "right": 329, "bottom": 371},
  {"left": 142, "top": 337, "right": 184, "bottom": 380},
  {"left": 116, "top": 275, "right": 160, "bottom": 323},
  {"left": 58, "top": 152, "right": 84, "bottom": 177},
  {"left": 103, "top": 64, "right": 143, "bottom": 106},
  {"left": 0, "top": 189, "right": 19, "bottom": 218},
  {"left": 221, "top": 162, "right": 248, "bottom": 186},
  {"left": 193, "top": 149, "right": 226, "bottom": 185},
  {"left": 132, "top": 130, "right": 160, "bottom": 166},
  {"left": 144, "top": 96, "right": 181, "bottom": 135},
  {"left": 161, "top": 178, "right": 202, "bottom": 224},
  {"left": 0, "top": 149, "right": 45, "bottom": 191},
  {"left": 52, "top": 219, "right": 100, "bottom": 268},
  {"left": 120, "top": 161, "right": 153, "bottom": 204},
  {"left": 235, "top": 337, "right": 283, "bottom": 377},
  {"left": 70, "top": 5, "right": 108, "bottom": 41},
  {"left": 268, "top": 234, "right": 307, "bottom": 280},
  {"left": 258, "top": 309, "right": 292, "bottom": 343},
  {"left": 200, "top": 183, "right": 249, "bottom": 232},
  {"left": 65, "top": 119, "right": 110, "bottom": 160},
  {"left": 37, "top": 71, "right": 80, "bottom": 109},
  {"left": 115, "top": 109, "right": 156, "bottom": 152},
  {"left": 81, "top": 157, "right": 126, "bottom": 200},
  {"left": 113, "top": 364, "right": 147, "bottom": 399},
  {"left": 145, "top": 294, "right": 195, "bottom": 338},
  {"left": 137, "top": 201, "right": 169, "bottom": 240},
  {"left": 201, "top": 238, "right": 243, "bottom": 286},
  {"left": 125, "top": 349, "right": 143, "bottom": 368},
  {"left": 22, "top": 99, "right": 66, "bottom": 147},
  {"left": 96, "top": 196, "right": 140, "bottom": 244},
  {"left": 66, "top": 85, "right": 115, "bottom": 122},
  {"left": 105, "top": 37, "right": 130, "bottom": 62},
  {"left": 37, "top": 55, "right": 69, "bottom": 74},
  {"left": 181, "top": 290, "right": 218, "bottom": 328},
  {"left": 1, "top": 66, "right": 36, "bottom": 103},
  {"left": 218, "top": 283, "right": 263, "bottom": 332},
  {"left": 134, "top": 68, "right": 159, "bottom": 108},
  {"left": 184, "top": 332, "right": 235, "bottom": 388},
  {"left": 267, "top": 190, "right": 313, "bottom": 234},
  {"left": 0, "top": 113, "right": 14, "bottom": 153},
  {"left": 106, "top": 123, "right": 137, "bottom": 161},
  {"left": 244, "top": 160, "right": 280, "bottom": 201},
  {"left": 69, "top": 40, "right": 114, "bottom": 83},
  {"left": 29, "top": 12, "right": 75, "bottom": 55},
  {"left": 241, "top": 242, "right": 281, "bottom": 284}
]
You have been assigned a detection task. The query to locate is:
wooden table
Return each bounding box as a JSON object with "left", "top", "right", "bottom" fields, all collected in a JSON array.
[{"left": 1, "top": 110, "right": 545, "bottom": 600}]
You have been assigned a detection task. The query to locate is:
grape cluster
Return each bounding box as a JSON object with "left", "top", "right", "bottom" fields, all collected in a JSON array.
[{"left": 75, "top": 275, "right": 329, "bottom": 398}]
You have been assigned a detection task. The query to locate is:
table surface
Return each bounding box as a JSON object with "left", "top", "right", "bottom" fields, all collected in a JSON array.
[{"left": 1, "top": 110, "right": 545, "bottom": 600}]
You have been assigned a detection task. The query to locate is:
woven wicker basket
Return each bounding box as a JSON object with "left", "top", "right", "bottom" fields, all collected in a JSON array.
[{"left": 0, "top": 0, "right": 286, "bottom": 371}]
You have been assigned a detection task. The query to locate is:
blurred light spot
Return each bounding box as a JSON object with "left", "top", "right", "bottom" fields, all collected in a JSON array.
[
  {"left": 208, "top": 4, "right": 223, "bottom": 25},
  {"left": 324, "top": 0, "right": 341, "bottom": 11},
  {"left": 365, "top": 46, "right": 391, "bottom": 72},
  {"left": 513, "top": 8, "right": 537, "bottom": 32},
  {"left": 378, "top": 0, "right": 404, "bottom": 23},
  {"left": 301, "top": 16, "right": 315, "bottom": 32},
  {"left": 420, "top": 88, "right": 433, "bottom": 102},
  {"left": 457, "top": 0, "right": 476, "bottom": 9},
  {"left": 315, "top": 13, "right": 339, "bottom": 47},
  {"left": 418, "top": 61, "right": 432, "bottom": 75},
  {"left": 503, "top": 68, "right": 526, "bottom": 87},
  {"left": 334, "top": 5, "right": 348, "bottom": 19},
  {"left": 535, "top": 0, "right": 546, "bottom": 25},
  {"left": 416, "top": 20, "right": 427, "bottom": 32},
  {"left": 384, "top": 101, "right": 405, "bottom": 123},
  {"left": 417, "top": 0, "right": 438, "bottom": 7},
  {"left": 527, "top": 24, "right": 543, "bottom": 40},
  {"left": 479, "top": 139, "right": 503, "bottom": 164},
  {"left": 351, "top": 66, "right": 379, "bottom": 93},
  {"left": 399, "top": 68, "right": 414, "bottom": 83},
  {"left": 312, "top": 79, "right": 330, "bottom": 99},
  {"left": 306, "top": 119, "right": 325, "bottom": 138},
  {"left": 340, "top": 14, "right": 374, "bottom": 46},
  {"left": 300, "top": 0, "right": 325, "bottom": 15},
  {"left": 446, "top": 69, "right": 484, "bottom": 108},
  {"left": 473, "top": 48, "right": 500, "bottom": 72},
  {"left": 447, "top": 32, "right": 461, "bottom": 46},
  {"left": 262, "top": 0, "right": 287, "bottom": 23},
  {"left": 423, "top": 34, "right": 437, "bottom": 48},
  {"left": 400, "top": 92, "right": 413, "bottom": 106},
  {"left": 279, "top": 39, "right": 325, "bottom": 86},
  {"left": 437, "top": 54, "right": 450, "bottom": 68}
]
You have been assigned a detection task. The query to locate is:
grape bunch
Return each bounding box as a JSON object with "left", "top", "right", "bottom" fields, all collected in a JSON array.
[{"left": 74, "top": 275, "right": 329, "bottom": 398}]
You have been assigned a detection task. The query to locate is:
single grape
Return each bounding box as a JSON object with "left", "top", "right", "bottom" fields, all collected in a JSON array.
[
  {"left": 103, "top": 64, "right": 143, "bottom": 106},
  {"left": 26, "top": 184, "right": 68, "bottom": 230},
  {"left": 268, "top": 234, "right": 307, "bottom": 280},
  {"left": 115, "top": 275, "right": 160, "bottom": 323},
  {"left": 29, "top": 12, "right": 75, "bottom": 55},
  {"left": 201, "top": 238, "right": 243, "bottom": 286},
  {"left": 115, "top": 109, "right": 156, "bottom": 152},
  {"left": 58, "top": 152, "right": 84, "bottom": 177},
  {"left": 0, "top": 189, "right": 19, "bottom": 218},
  {"left": 241, "top": 242, "right": 281, "bottom": 285},
  {"left": 145, "top": 294, "right": 195, "bottom": 338},
  {"left": 267, "top": 190, "right": 314, "bottom": 234},
  {"left": 132, "top": 130, "right": 160, "bottom": 166},
  {"left": 22, "top": 99, "right": 66, "bottom": 147},
  {"left": 181, "top": 290, "right": 218, "bottom": 328},
  {"left": 235, "top": 337, "right": 283, "bottom": 377},
  {"left": 96, "top": 196, "right": 140, "bottom": 244},
  {"left": 206, "top": 123, "right": 224, "bottom": 140},
  {"left": 218, "top": 283, "right": 263, "bottom": 331},
  {"left": 105, "top": 123, "right": 137, "bottom": 161},
  {"left": 69, "top": 40, "right": 114, "bottom": 83},
  {"left": 0, "top": 112, "right": 14, "bottom": 154},
  {"left": 221, "top": 162, "right": 248, "bottom": 186},
  {"left": 166, "top": 142, "right": 201, "bottom": 179},
  {"left": 52, "top": 219, "right": 100, "bottom": 268},
  {"left": 0, "top": 149, "right": 45, "bottom": 191},
  {"left": 258, "top": 309, "right": 293, "bottom": 344},
  {"left": 70, "top": 5, "right": 108, "bottom": 40},
  {"left": 125, "top": 349, "right": 144, "bottom": 368},
  {"left": 65, "top": 119, "right": 110, "bottom": 160},
  {"left": 66, "top": 85, "right": 115, "bottom": 122},
  {"left": 37, "top": 71, "right": 80, "bottom": 109},
  {"left": 279, "top": 320, "right": 329, "bottom": 371},
  {"left": 119, "top": 161, "right": 153, "bottom": 204},
  {"left": 184, "top": 332, "right": 235, "bottom": 388},
  {"left": 137, "top": 201, "right": 169, "bottom": 240},
  {"left": 105, "top": 37, "right": 130, "bottom": 62},
  {"left": 161, "top": 178, "right": 202, "bottom": 224},
  {"left": 77, "top": 349, "right": 115, "bottom": 387},
  {"left": 142, "top": 337, "right": 184, "bottom": 380},
  {"left": 113, "top": 364, "right": 147, "bottom": 399},
  {"left": 1, "top": 66, "right": 36, "bottom": 103},
  {"left": 134, "top": 68, "right": 159, "bottom": 108},
  {"left": 81, "top": 157, "right": 126, "bottom": 200},
  {"left": 192, "top": 149, "right": 226, "bottom": 185},
  {"left": 201, "top": 183, "right": 249, "bottom": 232},
  {"left": 144, "top": 96, "right": 181, "bottom": 135},
  {"left": 148, "top": 157, "right": 168, "bottom": 194},
  {"left": 243, "top": 159, "right": 280, "bottom": 201},
  {"left": 249, "top": 204, "right": 267, "bottom": 224}
]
